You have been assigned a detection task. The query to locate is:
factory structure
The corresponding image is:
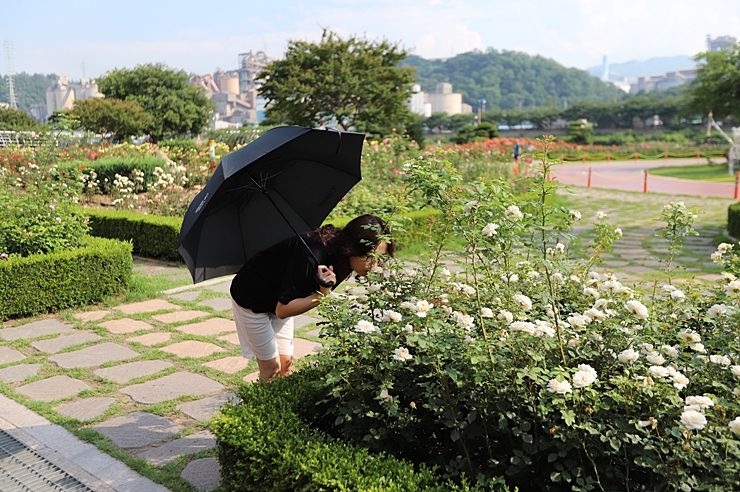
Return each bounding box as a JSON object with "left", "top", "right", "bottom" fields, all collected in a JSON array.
[
  {"left": 407, "top": 82, "right": 472, "bottom": 117},
  {"left": 189, "top": 50, "right": 269, "bottom": 128}
]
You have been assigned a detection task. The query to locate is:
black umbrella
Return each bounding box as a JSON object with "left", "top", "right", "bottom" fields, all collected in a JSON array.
[{"left": 177, "top": 126, "right": 364, "bottom": 283}]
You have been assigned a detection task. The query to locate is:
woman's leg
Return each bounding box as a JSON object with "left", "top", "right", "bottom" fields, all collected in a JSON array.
[
  {"left": 232, "top": 298, "right": 283, "bottom": 382},
  {"left": 272, "top": 315, "right": 295, "bottom": 377}
]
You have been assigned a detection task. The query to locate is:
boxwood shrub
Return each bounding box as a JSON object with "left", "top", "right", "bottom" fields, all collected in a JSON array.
[
  {"left": 729, "top": 202, "right": 740, "bottom": 239},
  {"left": 57, "top": 156, "right": 167, "bottom": 191},
  {"left": 0, "top": 236, "right": 132, "bottom": 321},
  {"left": 85, "top": 209, "right": 182, "bottom": 262},
  {"left": 212, "top": 368, "right": 503, "bottom": 492}
]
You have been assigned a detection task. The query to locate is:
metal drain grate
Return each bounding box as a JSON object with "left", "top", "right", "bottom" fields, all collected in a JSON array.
[{"left": 0, "top": 429, "right": 94, "bottom": 492}]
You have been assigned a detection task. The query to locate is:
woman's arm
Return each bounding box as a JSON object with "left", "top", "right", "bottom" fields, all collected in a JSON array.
[{"left": 274, "top": 265, "right": 335, "bottom": 319}]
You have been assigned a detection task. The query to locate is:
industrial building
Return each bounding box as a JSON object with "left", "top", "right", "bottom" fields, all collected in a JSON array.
[
  {"left": 407, "top": 82, "right": 472, "bottom": 116},
  {"left": 43, "top": 76, "right": 102, "bottom": 121}
]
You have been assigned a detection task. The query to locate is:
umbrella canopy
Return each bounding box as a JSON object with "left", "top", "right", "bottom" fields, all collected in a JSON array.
[{"left": 177, "top": 126, "right": 364, "bottom": 283}]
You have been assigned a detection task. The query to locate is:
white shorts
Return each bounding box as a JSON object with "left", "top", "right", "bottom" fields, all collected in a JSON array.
[{"left": 231, "top": 298, "right": 294, "bottom": 360}]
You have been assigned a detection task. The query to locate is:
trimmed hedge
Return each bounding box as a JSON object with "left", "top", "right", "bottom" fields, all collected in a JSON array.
[
  {"left": 729, "top": 202, "right": 740, "bottom": 240},
  {"left": 212, "top": 369, "right": 502, "bottom": 491},
  {"left": 57, "top": 156, "right": 167, "bottom": 191},
  {"left": 0, "top": 236, "right": 132, "bottom": 321},
  {"left": 85, "top": 209, "right": 182, "bottom": 262}
]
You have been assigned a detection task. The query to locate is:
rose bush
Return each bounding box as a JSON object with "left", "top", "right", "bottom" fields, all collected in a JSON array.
[{"left": 309, "top": 138, "right": 740, "bottom": 491}]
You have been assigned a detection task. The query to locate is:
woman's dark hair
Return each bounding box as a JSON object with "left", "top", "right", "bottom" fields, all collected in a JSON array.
[{"left": 314, "top": 214, "right": 395, "bottom": 281}]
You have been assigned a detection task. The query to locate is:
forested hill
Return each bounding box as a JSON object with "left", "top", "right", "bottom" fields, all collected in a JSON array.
[
  {"left": 0, "top": 73, "right": 57, "bottom": 113},
  {"left": 403, "top": 50, "right": 627, "bottom": 110}
]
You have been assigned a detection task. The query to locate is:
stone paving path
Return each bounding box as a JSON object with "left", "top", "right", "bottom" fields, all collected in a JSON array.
[{"left": 0, "top": 261, "right": 325, "bottom": 492}]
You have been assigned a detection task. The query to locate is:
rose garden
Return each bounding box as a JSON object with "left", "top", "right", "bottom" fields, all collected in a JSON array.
[{"left": 2, "top": 132, "right": 740, "bottom": 491}]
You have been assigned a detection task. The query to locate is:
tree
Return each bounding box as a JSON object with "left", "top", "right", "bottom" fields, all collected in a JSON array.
[
  {"left": 97, "top": 63, "right": 213, "bottom": 142},
  {"left": 688, "top": 45, "right": 740, "bottom": 121},
  {"left": 452, "top": 122, "right": 499, "bottom": 144},
  {"left": 0, "top": 108, "right": 40, "bottom": 131},
  {"left": 258, "top": 30, "right": 416, "bottom": 136},
  {"left": 70, "top": 97, "right": 152, "bottom": 142}
]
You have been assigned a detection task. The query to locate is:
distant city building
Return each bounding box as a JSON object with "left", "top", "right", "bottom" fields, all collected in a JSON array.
[
  {"left": 707, "top": 34, "right": 737, "bottom": 52},
  {"left": 45, "top": 76, "right": 102, "bottom": 120},
  {"left": 190, "top": 50, "right": 270, "bottom": 128},
  {"left": 421, "top": 82, "right": 472, "bottom": 116},
  {"left": 630, "top": 68, "right": 697, "bottom": 94},
  {"left": 0, "top": 102, "right": 9, "bottom": 110},
  {"left": 407, "top": 84, "right": 432, "bottom": 117}
]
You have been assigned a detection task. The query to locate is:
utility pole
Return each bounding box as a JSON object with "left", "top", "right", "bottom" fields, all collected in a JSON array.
[
  {"left": 477, "top": 98, "right": 486, "bottom": 125},
  {"left": 4, "top": 39, "right": 18, "bottom": 109}
]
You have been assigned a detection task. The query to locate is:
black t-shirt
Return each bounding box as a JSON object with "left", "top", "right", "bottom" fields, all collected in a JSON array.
[{"left": 230, "top": 234, "right": 331, "bottom": 314}]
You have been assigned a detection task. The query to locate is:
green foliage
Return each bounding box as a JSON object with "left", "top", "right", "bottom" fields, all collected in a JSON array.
[
  {"left": 0, "top": 107, "right": 41, "bottom": 131},
  {"left": 404, "top": 50, "right": 626, "bottom": 110},
  {"left": 57, "top": 156, "right": 167, "bottom": 192},
  {"left": 213, "top": 369, "right": 504, "bottom": 491},
  {"left": 311, "top": 141, "right": 740, "bottom": 490},
  {"left": 453, "top": 122, "right": 499, "bottom": 144},
  {"left": 85, "top": 209, "right": 182, "bottom": 261},
  {"left": 204, "top": 127, "right": 264, "bottom": 150},
  {"left": 566, "top": 119, "right": 595, "bottom": 144},
  {"left": 0, "top": 236, "right": 132, "bottom": 320},
  {"left": 259, "top": 29, "right": 416, "bottom": 136},
  {"left": 0, "top": 73, "right": 56, "bottom": 113},
  {"left": 729, "top": 202, "right": 740, "bottom": 239},
  {"left": 689, "top": 44, "right": 740, "bottom": 120},
  {"left": 97, "top": 63, "right": 214, "bottom": 142},
  {"left": 70, "top": 98, "right": 152, "bottom": 142}
]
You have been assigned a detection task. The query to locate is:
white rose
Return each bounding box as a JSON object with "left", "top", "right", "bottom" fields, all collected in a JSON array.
[
  {"left": 497, "top": 310, "right": 514, "bottom": 323},
  {"left": 513, "top": 293, "right": 532, "bottom": 310},
  {"left": 440, "top": 268, "right": 451, "bottom": 278},
  {"left": 646, "top": 353, "right": 665, "bottom": 365},
  {"left": 680, "top": 410, "right": 707, "bottom": 430},
  {"left": 618, "top": 349, "right": 640, "bottom": 364},
  {"left": 729, "top": 417, "right": 740, "bottom": 435},
  {"left": 506, "top": 205, "right": 523, "bottom": 221},
  {"left": 572, "top": 370, "right": 597, "bottom": 388},
  {"left": 648, "top": 366, "right": 670, "bottom": 378},
  {"left": 583, "top": 308, "right": 606, "bottom": 321},
  {"left": 670, "top": 290, "right": 685, "bottom": 300},
  {"left": 583, "top": 287, "right": 600, "bottom": 299},
  {"left": 393, "top": 347, "right": 413, "bottom": 361},
  {"left": 354, "top": 320, "right": 379, "bottom": 333},
  {"left": 457, "top": 315, "right": 475, "bottom": 330},
  {"left": 678, "top": 330, "right": 701, "bottom": 343},
  {"left": 731, "top": 365, "right": 740, "bottom": 378},
  {"left": 368, "top": 283, "right": 382, "bottom": 292},
  {"left": 662, "top": 345, "right": 680, "bottom": 359},
  {"left": 569, "top": 210, "right": 581, "bottom": 221},
  {"left": 625, "top": 300, "right": 649, "bottom": 320},
  {"left": 509, "top": 321, "right": 536, "bottom": 335},
  {"left": 710, "top": 354, "right": 732, "bottom": 366},
  {"left": 567, "top": 313, "right": 590, "bottom": 328},
  {"left": 708, "top": 304, "right": 729, "bottom": 318},
  {"left": 481, "top": 307, "right": 494, "bottom": 318},
  {"left": 482, "top": 223, "right": 499, "bottom": 236},
  {"left": 547, "top": 378, "right": 573, "bottom": 394},
  {"left": 691, "top": 343, "right": 706, "bottom": 353},
  {"left": 382, "top": 310, "right": 403, "bottom": 323},
  {"left": 595, "top": 211, "right": 607, "bottom": 219},
  {"left": 672, "top": 372, "right": 689, "bottom": 390},
  {"left": 685, "top": 395, "right": 714, "bottom": 409}
]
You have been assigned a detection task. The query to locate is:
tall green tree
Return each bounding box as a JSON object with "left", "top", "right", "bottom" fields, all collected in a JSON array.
[
  {"left": 97, "top": 63, "right": 213, "bottom": 142},
  {"left": 0, "top": 108, "right": 40, "bottom": 131},
  {"left": 70, "top": 97, "right": 152, "bottom": 142},
  {"left": 688, "top": 44, "right": 740, "bottom": 121},
  {"left": 258, "top": 30, "right": 416, "bottom": 136}
]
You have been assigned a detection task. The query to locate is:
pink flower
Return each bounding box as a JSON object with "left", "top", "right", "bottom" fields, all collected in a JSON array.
[
  {"left": 0, "top": 253, "right": 8, "bottom": 260},
  {"left": 55, "top": 217, "right": 62, "bottom": 223}
]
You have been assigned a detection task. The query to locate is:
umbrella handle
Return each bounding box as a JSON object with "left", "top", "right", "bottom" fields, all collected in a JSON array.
[{"left": 314, "top": 273, "right": 335, "bottom": 288}]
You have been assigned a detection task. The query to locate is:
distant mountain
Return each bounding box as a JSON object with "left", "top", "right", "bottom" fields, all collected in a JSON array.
[
  {"left": 586, "top": 55, "right": 696, "bottom": 80},
  {"left": 0, "top": 73, "right": 56, "bottom": 113},
  {"left": 402, "top": 49, "right": 626, "bottom": 110}
]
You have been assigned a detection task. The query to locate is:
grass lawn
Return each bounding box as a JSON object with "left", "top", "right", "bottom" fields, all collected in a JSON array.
[{"left": 649, "top": 163, "right": 738, "bottom": 182}]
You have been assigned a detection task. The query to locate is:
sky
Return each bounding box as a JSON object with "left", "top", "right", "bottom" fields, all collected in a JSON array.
[{"left": 3, "top": 0, "right": 740, "bottom": 79}]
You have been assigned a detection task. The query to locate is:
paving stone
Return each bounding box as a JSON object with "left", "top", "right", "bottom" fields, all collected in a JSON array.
[
  {"left": 181, "top": 457, "right": 221, "bottom": 492},
  {"left": 120, "top": 372, "right": 225, "bottom": 404},
  {"left": 306, "top": 328, "right": 321, "bottom": 337},
  {"left": 16, "top": 375, "right": 91, "bottom": 402},
  {"left": 31, "top": 332, "right": 102, "bottom": 353},
  {"left": 94, "top": 360, "right": 174, "bottom": 384},
  {"left": 0, "top": 346, "right": 25, "bottom": 364},
  {"left": 197, "top": 297, "right": 233, "bottom": 311},
  {"left": 243, "top": 371, "right": 260, "bottom": 383},
  {"left": 55, "top": 397, "right": 117, "bottom": 421},
  {"left": 151, "top": 310, "right": 209, "bottom": 324},
  {"left": 136, "top": 430, "right": 216, "bottom": 466},
  {"left": 175, "top": 318, "right": 235, "bottom": 336},
  {"left": 294, "top": 315, "right": 320, "bottom": 329},
  {"left": 294, "top": 338, "right": 318, "bottom": 359},
  {"left": 99, "top": 318, "right": 154, "bottom": 334},
  {"left": 139, "top": 266, "right": 185, "bottom": 276},
  {"left": 177, "top": 393, "right": 236, "bottom": 421},
  {"left": 621, "top": 266, "right": 659, "bottom": 274},
  {"left": 602, "top": 261, "right": 630, "bottom": 267},
  {"left": 168, "top": 291, "right": 202, "bottom": 302},
  {"left": 218, "top": 333, "right": 239, "bottom": 345},
  {"left": 0, "top": 363, "right": 41, "bottom": 383},
  {"left": 696, "top": 273, "right": 725, "bottom": 282},
  {"left": 203, "top": 356, "right": 249, "bottom": 374},
  {"left": 160, "top": 341, "right": 226, "bottom": 358},
  {"left": 92, "top": 411, "right": 182, "bottom": 448},
  {"left": 73, "top": 310, "right": 111, "bottom": 322},
  {"left": 115, "top": 299, "right": 181, "bottom": 315},
  {"left": 127, "top": 332, "right": 172, "bottom": 346},
  {"left": 204, "top": 281, "right": 232, "bottom": 294},
  {"left": 0, "top": 319, "right": 75, "bottom": 341},
  {"left": 49, "top": 343, "right": 139, "bottom": 369},
  {"left": 633, "top": 260, "right": 664, "bottom": 267}
]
